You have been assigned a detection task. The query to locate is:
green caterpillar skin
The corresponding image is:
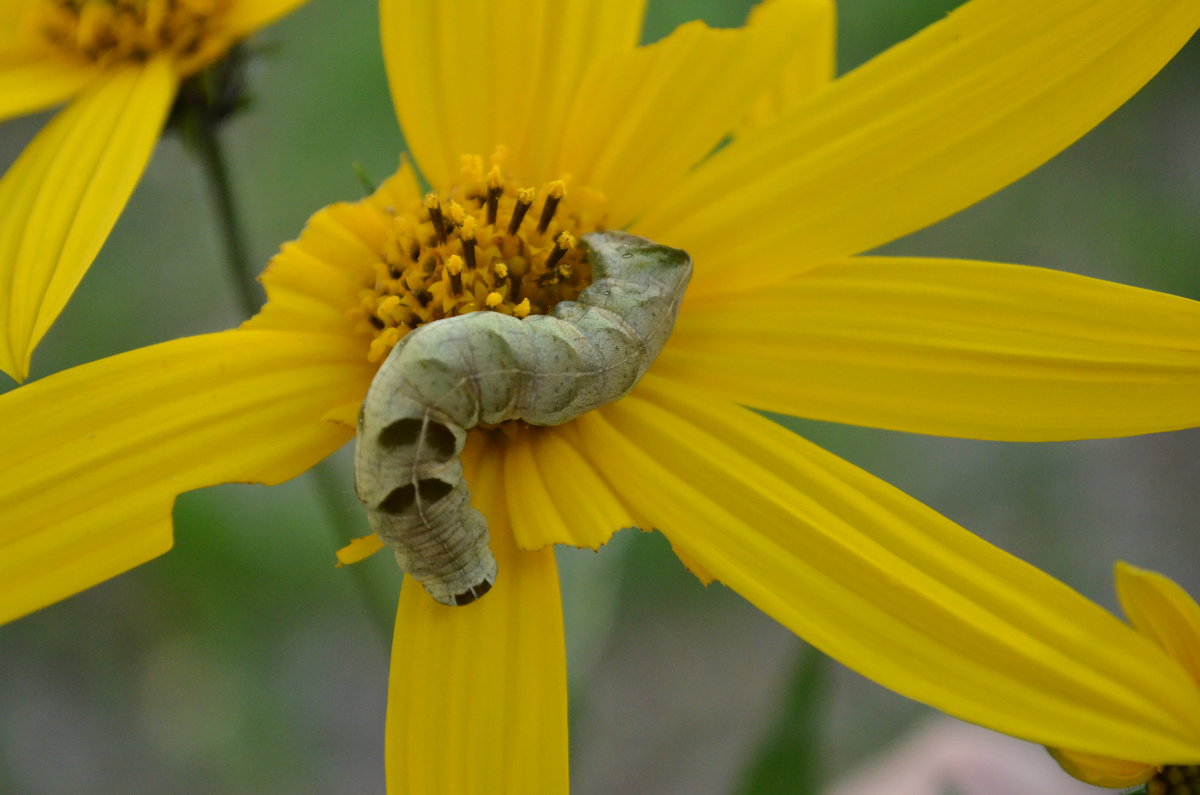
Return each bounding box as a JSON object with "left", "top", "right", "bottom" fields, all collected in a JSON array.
[{"left": 353, "top": 231, "right": 692, "bottom": 606}]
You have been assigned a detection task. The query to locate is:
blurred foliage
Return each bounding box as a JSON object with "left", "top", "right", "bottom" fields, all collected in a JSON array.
[
  {"left": 735, "top": 644, "right": 826, "bottom": 795},
  {"left": 0, "top": 0, "right": 1197, "bottom": 793}
]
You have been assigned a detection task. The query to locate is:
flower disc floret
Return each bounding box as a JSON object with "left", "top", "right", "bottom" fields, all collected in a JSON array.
[
  {"left": 33, "top": 0, "right": 236, "bottom": 73},
  {"left": 1149, "top": 765, "right": 1200, "bottom": 795},
  {"left": 351, "top": 151, "right": 609, "bottom": 364}
]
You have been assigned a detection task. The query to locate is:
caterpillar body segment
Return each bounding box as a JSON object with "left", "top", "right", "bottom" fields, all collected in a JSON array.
[{"left": 354, "top": 231, "right": 693, "bottom": 605}]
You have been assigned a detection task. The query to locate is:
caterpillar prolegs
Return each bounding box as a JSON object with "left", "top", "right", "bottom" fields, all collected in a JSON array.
[{"left": 353, "top": 231, "right": 693, "bottom": 606}]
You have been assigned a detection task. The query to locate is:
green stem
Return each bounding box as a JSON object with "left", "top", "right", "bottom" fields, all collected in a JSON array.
[
  {"left": 190, "top": 118, "right": 260, "bottom": 318},
  {"left": 308, "top": 460, "right": 397, "bottom": 641},
  {"left": 189, "top": 116, "right": 395, "bottom": 644},
  {"left": 736, "top": 642, "right": 826, "bottom": 795}
]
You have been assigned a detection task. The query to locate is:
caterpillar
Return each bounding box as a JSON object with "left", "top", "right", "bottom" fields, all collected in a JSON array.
[{"left": 353, "top": 230, "right": 693, "bottom": 606}]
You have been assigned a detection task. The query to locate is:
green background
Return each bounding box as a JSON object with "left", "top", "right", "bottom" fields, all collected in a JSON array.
[{"left": 1, "top": 1, "right": 1197, "bottom": 792}]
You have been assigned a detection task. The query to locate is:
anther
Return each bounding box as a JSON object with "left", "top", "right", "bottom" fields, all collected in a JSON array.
[
  {"left": 403, "top": 269, "right": 426, "bottom": 293},
  {"left": 536, "top": 181, "right": 566, "bottom": 235},
  {"left": 486, "top": 166, "right": 503, "bottom": 226},
  {"left": 356, "top": 149, "right": 600, "bottom": 364},
  {"left": 460, "top": 217, "right": 477, "bottom": 270},
  {"left": 507, "top": 187, "right": 535, "bottom": 235},
  {"left": 445, "top": 199, "right": 466, "bottom": 230},
  {"left": 424, "top": 194, "right": 448, "bottom": 244},
  {"left": 445, "top": 255, "right": 464, "bottom": 295},
  {"left": 377, "top": 295, "right": 403, "bottom": 323},
  {"left": 544, "top": 231, "right": 574, "bottom": 272}
]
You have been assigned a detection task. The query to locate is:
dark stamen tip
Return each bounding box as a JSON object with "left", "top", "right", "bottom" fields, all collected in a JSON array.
[
  {"left": 507, "top": 198, "right": 533, "bottom": 236},
  {"left": 486, "top": 187, "right": 502, "bottom": 227},
  {"left": 535, "top": 194, "right": 562, "bottom": 235}
]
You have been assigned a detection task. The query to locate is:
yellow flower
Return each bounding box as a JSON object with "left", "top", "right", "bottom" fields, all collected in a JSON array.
[
  {"left": 1050, "top": 564, "right": 1200, "bottom": 791},
  {"left": 2, "top": 0, "right": 1200, "bottom": 790},
  {"left": 0, "top": 0, "right": 309, "bottom": 382}
]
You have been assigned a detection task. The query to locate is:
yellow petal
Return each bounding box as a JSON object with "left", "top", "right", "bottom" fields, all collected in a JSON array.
[
  {"left": 572, "top": 374, "right": 1200, "bottom": 762},
  {"left": 243, "top": 164, "right": 421, "bottom": 337},
  {"left": 245, "top": 206, "right": 388, "bottom": 335},
  {"left": 0, "top": 60, "right": 176, "bottom": 381},
  {"left": 554, "top": 0, "right": 816, "bottom": 227},
  {"left": 336, "top": 533, "right": 385, "bottom": 566},
  {"left": 636, "top": 0, "right": 1200, "bottom": 289},
  {"left": 501, "top": 423, "right": 637, "bottom": 551},
  {"left": 380, "top": 0, "right": 646, "bottom": 189},
  {"left": 666, "top": 538, "right": 715, "bottom": 586},
  {"left": 658, "top": 256, "right": 1200, "bottom": 441},
  {"left": 0, "top": 329, "right": 372, "bottom": 627},
  {"left": 736, "top": 0, "right": 835, "bottom": 135},
  {"left": 0, "top": 48, "right": 98, "bottom": 122},
  {"left": 222, "top": 0, "right": 310, "bottom": 36},
  {"left": 1116, "top": 563, "right": 1200, "bottom": 686},
  {"left": 1047, "top": 747, "right": 1155, "bottom": 788},
  {"left": 386, "top": 432, "right": 568, "bottom": 794}
]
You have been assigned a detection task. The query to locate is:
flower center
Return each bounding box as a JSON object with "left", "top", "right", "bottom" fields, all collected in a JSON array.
[
  {"left": 1149, "top": 765, "right": 1200, "bottom": 795},
  {"left": 33, "top": 0, "right": 235, "bottom": 72},
  {"left": 353, "top": 150, "right": 609, "bottom": 364}
]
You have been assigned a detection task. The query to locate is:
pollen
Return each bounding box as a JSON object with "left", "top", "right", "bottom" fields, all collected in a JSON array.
[
  {"left": 351, "top": 151, "right": 609, "bottom": 364},
  {"left": 32, "top": 0, "right": 237, "bottom": 73}
]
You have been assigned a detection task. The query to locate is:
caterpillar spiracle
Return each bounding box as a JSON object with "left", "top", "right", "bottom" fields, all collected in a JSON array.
[{"left": 353, "top": 231, "right": 693, "bottom": 606}]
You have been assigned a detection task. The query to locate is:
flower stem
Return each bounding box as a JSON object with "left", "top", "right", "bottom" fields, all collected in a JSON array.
[
  {"left": 182, "top": 68, "right": 395, "bottom": 644},
  {"left": 308, "top": 461, "right": 397, "bottom": 642},
  {"left": 190, "top": 119, "right": 260, "bottom": 318},
  {"left": 735, "top": 641, "right": 826, "bottom": 794}
]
